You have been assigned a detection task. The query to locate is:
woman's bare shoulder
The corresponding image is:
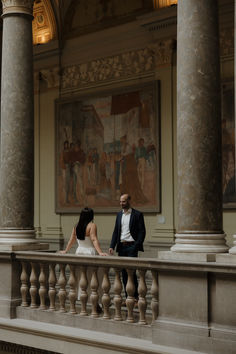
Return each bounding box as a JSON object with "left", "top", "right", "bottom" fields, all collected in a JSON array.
[
  {"left": 89, "top": 222, "right": 97, "bottom": 230},
  {"left": 85, "top": 222, "right": 96, "bottom": 236}
]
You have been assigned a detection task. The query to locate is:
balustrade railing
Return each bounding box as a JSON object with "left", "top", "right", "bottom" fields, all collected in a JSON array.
[{"left": 15, "top": 252, "right": 159, "bottom": 325}]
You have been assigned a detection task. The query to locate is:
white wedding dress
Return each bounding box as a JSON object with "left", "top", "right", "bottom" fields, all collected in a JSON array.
[
  {"left": 75, "top": 236, "right": 97, "bottom": 300},
  {"left": 75, "top": 236, "right": 96, "bottom": 256}
]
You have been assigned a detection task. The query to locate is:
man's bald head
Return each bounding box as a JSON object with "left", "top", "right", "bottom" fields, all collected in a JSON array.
[{"left": 120, "top": 194, "right": 131, "bottom": 210}]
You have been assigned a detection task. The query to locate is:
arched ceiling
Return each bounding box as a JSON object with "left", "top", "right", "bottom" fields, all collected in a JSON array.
[
  {"left": 33, "top": 0, "right": 57, "bottom": 44},
  {"left": 153, "top": 0, "right": 177, "bottom": 9},
  {"left": 63, "top": 0, "right": 154, "bottom": 38},
  {"left": 0, "top": 0, "right": 178, "bottom": 45}
]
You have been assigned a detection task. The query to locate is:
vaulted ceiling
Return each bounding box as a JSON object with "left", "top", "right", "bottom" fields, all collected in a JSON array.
[{"left": 32, "top": 0, "right": 178, "bottom": 45}]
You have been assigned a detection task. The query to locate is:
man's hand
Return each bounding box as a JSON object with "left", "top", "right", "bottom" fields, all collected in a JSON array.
[{"left": 109, "top": 248, "right": 114, "bottom": 255}]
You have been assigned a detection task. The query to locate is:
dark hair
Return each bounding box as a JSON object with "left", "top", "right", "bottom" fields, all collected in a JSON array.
[{"left": 75, "top": 207, "right": 94, "bottom": 240}]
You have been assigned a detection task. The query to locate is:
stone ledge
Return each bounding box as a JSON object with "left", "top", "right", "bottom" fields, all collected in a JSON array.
[
  {"left": 158, "top": 251, "right": 216, "bottom": 262},
  {"left": 0, "top": 317, "right": 206, "bottom": 354},
  {"left": 216, "top": 253, "right": 236, "bottom": 264}
]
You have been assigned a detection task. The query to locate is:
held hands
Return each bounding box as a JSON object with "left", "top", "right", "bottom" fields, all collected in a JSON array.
[{"left": 59, "top": 250, "right": 67, "bottom": 254}]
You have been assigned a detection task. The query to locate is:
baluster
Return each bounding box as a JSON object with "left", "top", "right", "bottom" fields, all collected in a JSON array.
[
  {"left": 113, "top": 268, "right": 122, "bottom": 321},
  {"left": 48, "top": 263, "right": 57, "bottom": 311},
  {"left": 101, "top": 267, "right": 111, "bottom": 319},
  {"left": 138, "top": 269, "right": 147, "bottom": 325},
  {"left": 80, "top": 266, "right": 88, "bottom": 316},
  {"left": 30, "top": 262, "right": 38, "bottom": 308},
  {"left": 58, "top": 264, "right": 67, "bottom": 312},
  {"left": 90, "top": 267, "right": 99, "bottom": 317},
  {"left": 151, "top": 270, "right": 159, "bottom": 322},
  {"left": 20, "top": 262, "right": 29, "bottom": 307},
  {"left": 39, "top": 263, "right": 47, "bottom": 310},
  {"left": 68, "top": 265, "right": 77, "bottom": 314},
  {"left": 126, "top": 268, "right": 135, "bottom": 323}
]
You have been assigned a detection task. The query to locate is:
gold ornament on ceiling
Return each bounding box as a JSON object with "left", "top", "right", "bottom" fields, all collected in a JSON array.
[
  {"left": 153, "top": 0, "right": 177, "bottom": 9},
  {"left": 32, "top": 0, "right": 57, "bottom": 45}
]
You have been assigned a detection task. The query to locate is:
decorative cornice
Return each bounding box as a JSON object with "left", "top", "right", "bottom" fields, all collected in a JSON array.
[
  {"left": 1, "top": 0, "right": 34, "bottom": 16},
  {"left": 142, "top": 16, "right": 177, "bottom": 32},
  {"left": 61, "top": 40, "right": 178, "bottom": 92},
  {"left": 61, "top": 47, "right": 155, "bottom": 91}
]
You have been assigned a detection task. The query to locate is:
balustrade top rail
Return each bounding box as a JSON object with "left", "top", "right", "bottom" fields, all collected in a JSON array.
[{"left": 1, "top": 251, "right": 235, "bottom": 274}]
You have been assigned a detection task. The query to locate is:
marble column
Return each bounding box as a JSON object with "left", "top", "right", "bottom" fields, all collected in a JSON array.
[
  {"left": 171, "top": 0, "right": 228, "bottom": 253},
  {"left": 229, "top": 0, "right": 236, "bottom": 255},
  {"left": 0, "top": 0, "right": 46, "bottom": 250}
]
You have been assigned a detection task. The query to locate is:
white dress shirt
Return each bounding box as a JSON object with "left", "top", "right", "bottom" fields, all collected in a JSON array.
[{"left": 120, "top": 208, "right": 135, "bottom": 242}]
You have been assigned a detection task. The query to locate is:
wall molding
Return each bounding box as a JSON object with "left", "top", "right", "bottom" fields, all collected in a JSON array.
[{"left": 61, "top": 40, "right": 176, "bottom": 94}]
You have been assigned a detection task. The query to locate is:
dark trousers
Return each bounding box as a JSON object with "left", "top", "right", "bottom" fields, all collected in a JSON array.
[{"left": 118, "top": 243, "right": 138, "bottom": 299}]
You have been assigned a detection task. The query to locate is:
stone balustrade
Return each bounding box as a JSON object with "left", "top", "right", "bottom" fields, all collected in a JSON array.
[
  {"left": 1, "top": 251, "right": 236, "bottom": 353},
  {"left": 15, "top": 252, "right": 159, "bottom": 325}
]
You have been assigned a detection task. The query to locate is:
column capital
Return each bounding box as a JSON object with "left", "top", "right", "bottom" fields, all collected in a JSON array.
[
  {"left": 1, "top": 0, "right": 34, "bottom": 16},
  {"left": 150, "top": 38, "right": 176, "bottom": 68}
]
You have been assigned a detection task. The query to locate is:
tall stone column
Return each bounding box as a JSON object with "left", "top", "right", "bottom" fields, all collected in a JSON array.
[
  {"left": 0, "top": 0, "right": 46, "bottom": 250},
  {"left": 171, "top": 0, "right": 228, "bottom": 253},
  {"left": 229, "top": 0, "right": 236, "bottom": 255}
]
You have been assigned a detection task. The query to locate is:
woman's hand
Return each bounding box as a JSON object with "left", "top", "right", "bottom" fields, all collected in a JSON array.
[
  {"left": 59, "top": 250, "right": 67, "bottom": 254},
  {"left": 99, "top": 252, "right": 108, "bottom": 256}
]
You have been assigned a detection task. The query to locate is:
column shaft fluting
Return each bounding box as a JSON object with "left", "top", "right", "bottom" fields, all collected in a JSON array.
[
  {"left": 0, "top": 0, "right": 36, "bottom": 247},
  {"left": 172, "top": 0, "right": 228, "bottom": 252}
]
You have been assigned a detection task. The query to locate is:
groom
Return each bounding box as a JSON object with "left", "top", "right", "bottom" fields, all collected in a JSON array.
[{"left": 109, "top": 194, "right": 146, "bottom": 301}]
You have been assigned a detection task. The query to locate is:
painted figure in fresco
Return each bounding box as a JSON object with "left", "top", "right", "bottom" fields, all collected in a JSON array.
[
  {"left": 59, "top": 140, "right": 71, "bottom": 204},
  {"left": 222, "top": 118, "right": 235, "bottom": 195},
  {"left": 119, "top": 135, "right": 147, "bottom": 205},
  {"left": 146, "top": 141, "right": 156, "bottom": 168},
  {"left": 135, "top": 138, "right": 147, "bottom": 190},
  {"left": 92, "top": 147, "right": 99, "bottom": 185},
  {"left": 109, "top": 194, "right": 146, "bottom": 304},
  {"left": 71, "top": 140, "right": 86, "bottom": 203},
  {"left": 98, "top": 151, "right": 111, "bottom": 199},
  {"left": 114, "top": 149, "right": 121, "bottom": 199},
  {"left": 87, "top": 149, "right": 94, "bottom": 185}
]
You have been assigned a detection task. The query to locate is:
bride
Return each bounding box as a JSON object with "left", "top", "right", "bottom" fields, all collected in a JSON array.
[
  {"left": 60, "top": 207, "right": 107, "bottom": 310},
  {"left": 60, "top": 207, "right": 107, "bottom": 256}
]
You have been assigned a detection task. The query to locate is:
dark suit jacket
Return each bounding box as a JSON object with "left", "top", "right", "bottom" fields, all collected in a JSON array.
[{"left": 110, "top": 208, "right": 146, "bottom": 252}]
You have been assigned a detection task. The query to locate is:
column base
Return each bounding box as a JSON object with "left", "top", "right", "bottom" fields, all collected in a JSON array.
[
  {"left": 171, "top": 232, "right": 228, "bottom": 253},
  {"left": 0, "top": 229, "right": 49, "bottom": 251}
]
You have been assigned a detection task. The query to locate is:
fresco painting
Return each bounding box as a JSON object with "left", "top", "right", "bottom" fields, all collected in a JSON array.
[
  {"left": 222, "top": 81, "right": 236, "bottom": 208},
  {"left": 56, "top": 83, "right": 160, "bottom": 213}
]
